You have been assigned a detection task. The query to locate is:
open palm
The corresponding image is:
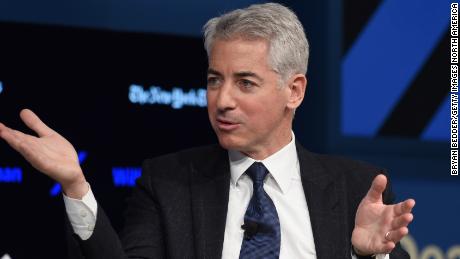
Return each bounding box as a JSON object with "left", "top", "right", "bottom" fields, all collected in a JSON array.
[
  {"left": 352, "top": 174, "right": 415, "bottom": 255},
  {"left": 0, "top": 109, "right": 86, "bottom": 194}
]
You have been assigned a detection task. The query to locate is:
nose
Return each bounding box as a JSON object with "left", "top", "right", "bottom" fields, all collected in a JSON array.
[{"left": 215, "top": 84, "right": 237, "bottom": 112}]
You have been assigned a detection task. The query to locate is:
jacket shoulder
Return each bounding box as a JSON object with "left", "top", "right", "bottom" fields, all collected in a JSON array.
[
  {"left": 144, "top": 144, "right": 223, "bottom": 167},
  {"left": 306, "top": 150, "right": 395, "bottom": 204},
  {"left": 140, "top": 144, "right": 225, "bottom": 180},
  {"left": 315, "top": 153, "right": 385, "bottom": 179}
]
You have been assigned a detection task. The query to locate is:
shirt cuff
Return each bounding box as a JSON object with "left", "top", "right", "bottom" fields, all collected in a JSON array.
[
  {"left": 351, "top": 253, "right": 389, "bottom": 259},
  {"left": 351, "top": 246, "right": 389, "bottom": 259},
  {"left": 63, "top": 183, "right": 98, "bottom": 240}
]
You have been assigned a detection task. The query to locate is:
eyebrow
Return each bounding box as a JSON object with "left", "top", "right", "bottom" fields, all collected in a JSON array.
[
  {"left": 207, "top": 68, "right": 223, "bottom": 77},
  {"left": 207, "top": 68, "right": 264, "bottom": 83}
]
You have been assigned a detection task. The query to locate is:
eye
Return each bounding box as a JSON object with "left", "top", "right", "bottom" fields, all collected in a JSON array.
[
  {"left": 238, "top": 79, "right": 256, "bottom": 89},
  {"left": 207, "top": 77, "right": 222, "bottom": 88}
]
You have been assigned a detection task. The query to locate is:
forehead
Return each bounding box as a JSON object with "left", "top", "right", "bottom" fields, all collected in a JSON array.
[{"left": 208, "top": 38, "right": 272, "bottom": 72}]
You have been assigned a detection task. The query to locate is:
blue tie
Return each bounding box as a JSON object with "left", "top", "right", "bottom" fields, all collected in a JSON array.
[{"left": 239, "top": 162, "right": 281, "bottom": 259}]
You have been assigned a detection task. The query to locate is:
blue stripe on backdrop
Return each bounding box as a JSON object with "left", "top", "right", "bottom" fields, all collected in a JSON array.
[
  {"left": 342, "top": 0, "right": 450, "bottom": 137},
  {"left": 421, "top": 95, "right": 450, "bottom": 141}
]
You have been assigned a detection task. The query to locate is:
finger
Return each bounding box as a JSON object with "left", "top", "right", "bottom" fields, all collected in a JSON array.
[
  {"left": 391, "top": 213, "right": 414, "bottom": 229},
  {"left": 3, "top": 128, "right": 46, "bottom": 164},
  {"left": 386, "top": 227, "right": 409, "bottom": 244},
  {"left": 0, "top": 124, "right": 22, "bottom": 148},
  {"left": 394, "top": 199, "right": 416, "bottom": 216},
  {"left": 0, "top": 126, "right": 31, "bottom": 151},
  {"left": 0, "top": 122, "right": 9, "bottom": 133},
  {"left": 19, "top": 109, "right": 55, "bottom": 137},
  {"left": 365, "top": 174, "right": 387, "bottom": 203},
  {"left": 379, "top": 242, "right": 396, "bottom": 254}
]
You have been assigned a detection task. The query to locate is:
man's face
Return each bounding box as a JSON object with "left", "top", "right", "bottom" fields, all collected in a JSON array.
[{"left": 207, "top": 38, "right": 293, "bottom": 159}]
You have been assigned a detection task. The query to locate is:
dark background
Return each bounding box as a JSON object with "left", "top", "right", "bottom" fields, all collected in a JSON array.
[{"left": 0, "top": 0, "right": 457, "bottom": 258}]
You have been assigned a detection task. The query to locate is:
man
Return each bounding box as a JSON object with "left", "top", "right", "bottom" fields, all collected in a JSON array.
[{"left": 0, "top": 3, "right": 414, "bottom": 259}]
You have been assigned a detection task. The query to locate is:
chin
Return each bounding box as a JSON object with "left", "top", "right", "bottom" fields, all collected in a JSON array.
[{"left": 216, "top": 134, "right": 246, "bottom": 151}]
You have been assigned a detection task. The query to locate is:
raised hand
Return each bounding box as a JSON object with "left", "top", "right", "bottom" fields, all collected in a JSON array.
[
  {"left": 0, "top": 109, "right": 88, "bottom": 198},
  {"left": 351, "top": 174, "right": 415, "bottom": 256}
]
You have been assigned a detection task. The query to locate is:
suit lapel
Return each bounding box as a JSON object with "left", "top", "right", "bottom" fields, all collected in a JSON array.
[
  {"left": 190, "top": 145, "right": 230, "bottom": 259},
  {"left": 188, "top": 143, "right": 351, "bottom": 258},
  {"left": 296, "top": 143, "right": 350, "bottom": 259}
]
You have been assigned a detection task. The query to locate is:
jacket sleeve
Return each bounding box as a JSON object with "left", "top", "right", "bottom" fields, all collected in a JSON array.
[{"left": 66, "top": 159, "right": 166, "bottom": 259}]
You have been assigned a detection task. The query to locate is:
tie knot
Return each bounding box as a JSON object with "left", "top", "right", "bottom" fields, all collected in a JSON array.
[{"left": 246, "top": 162, "right": 268, "bottom": 186}]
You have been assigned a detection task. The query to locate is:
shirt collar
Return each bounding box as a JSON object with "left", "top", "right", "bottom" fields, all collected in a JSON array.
[{"left": 228, "top": 132, "right": 299, "bottom": 194}]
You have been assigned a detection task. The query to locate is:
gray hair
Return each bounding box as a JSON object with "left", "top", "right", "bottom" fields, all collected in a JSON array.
[{"left": 203, "top": 3, "right": 309, "bottom": 83}]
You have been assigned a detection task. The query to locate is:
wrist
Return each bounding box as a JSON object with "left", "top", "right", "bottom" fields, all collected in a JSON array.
[
  {"left": 352, "top": 245, "right": 376, "bottom": 258},
  {"left": 62, "top": 176, "right": 88, "bottom": 199}
]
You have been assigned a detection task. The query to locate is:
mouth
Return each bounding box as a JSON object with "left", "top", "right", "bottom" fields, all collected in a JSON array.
[{"left": 216, "top": 118, "right": 240, "bottom": 131}]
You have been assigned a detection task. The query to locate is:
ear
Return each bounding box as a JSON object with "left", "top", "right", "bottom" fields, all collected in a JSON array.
[{"left": 286, "top": 74, "right": 307, "bottom": 110}]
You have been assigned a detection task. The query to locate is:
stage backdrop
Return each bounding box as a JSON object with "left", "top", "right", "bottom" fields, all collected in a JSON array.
[{"left": 0, "top": 0, "right": 458, "bottom": 258}]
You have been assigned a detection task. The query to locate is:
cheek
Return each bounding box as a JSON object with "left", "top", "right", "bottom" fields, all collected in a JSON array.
[
  {"left": 206, "top": 91, "right": 212, "bottom": 106},
  {"left": 244, "top": 99, "right": 285, "bottom": 125},
  {"left": 242, "top": 103, "right": 272, "bottom": 124},
  {"left": 206, "top": 93, "right": 216, "bottom": 112}
]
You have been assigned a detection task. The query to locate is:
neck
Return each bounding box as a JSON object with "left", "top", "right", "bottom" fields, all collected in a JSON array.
[{"left": 242, "top": 130, "right": 293, "bottom": 160}]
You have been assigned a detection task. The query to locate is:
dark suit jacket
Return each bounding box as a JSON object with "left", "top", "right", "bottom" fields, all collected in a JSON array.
[{"left": 68, "top": 143, "right": 409, "bottom": 259}]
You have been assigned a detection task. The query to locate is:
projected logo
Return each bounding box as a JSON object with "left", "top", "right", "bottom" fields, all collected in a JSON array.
[
  {"left": 401, "top": 235, "right": 460, "bottom": 259},
  {"left": 129, "top": 84, "right": 207, "bottom": 109},
  {"left": 49, "top": 151, "right": 87, "bottom": 196},
  {"left": 112, "top": 167, "right": 141, "bottom": 187},
  {"left": 342, "top": 0, "right": 450, "bottom": 140},
  {"left": 0, "top": 167, "right": 22, "bottom": 183}
]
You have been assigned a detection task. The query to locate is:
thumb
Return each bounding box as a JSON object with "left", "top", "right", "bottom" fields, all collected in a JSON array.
[
  {"left": 365, "top": 174, "right": 387, "bottom": 203},
  {"left": 19, "top": 109, "right": 55, "bottom": 137}
]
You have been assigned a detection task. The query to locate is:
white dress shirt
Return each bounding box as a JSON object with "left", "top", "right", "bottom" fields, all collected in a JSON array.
[
  {"left": 63, "top": 133, "right": 387, "bottom": 259},
  {"left": 222, "top": 133, "right": 316, "bottom": 258},
  {"left": 63, "top": 183, "right": 97, "bottom": 240}
]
